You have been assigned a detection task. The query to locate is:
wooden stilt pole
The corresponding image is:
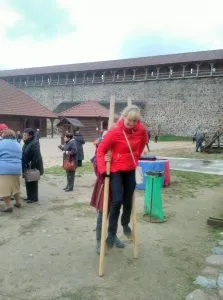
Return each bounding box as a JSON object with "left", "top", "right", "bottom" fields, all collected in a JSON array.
[
  {"left": 127, "top": 96, "right": 132, "bottom": 107},
  {"left": 127, "top": 97, "right": 138, "bottom": 258},
  {"left": 132, "top": 191, "right": 138, "bottom": 258},
  {"left": 99, "top": 95, "right": 116, "bottom": 277}
]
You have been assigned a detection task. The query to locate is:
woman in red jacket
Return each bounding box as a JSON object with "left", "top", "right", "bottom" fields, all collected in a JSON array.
[{"left": 96, "top": 105, "right": 148, "bottom": 248}]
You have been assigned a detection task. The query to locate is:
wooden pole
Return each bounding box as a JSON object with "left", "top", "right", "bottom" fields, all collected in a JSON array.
[
  {"left": 126, "top": 97, "right": 138, "bottom": 258},
  {"left": 99, "top": 95, "right": 116, "bottom": 277},
  {"left": 50, "top": 118, "right": 54, "bottom": 138},
  {"left": 127, "top": 96, "right": 132, "bottom": 107},
  {"left": 132, "top": 191, "right": 138, "bottom": 258}
]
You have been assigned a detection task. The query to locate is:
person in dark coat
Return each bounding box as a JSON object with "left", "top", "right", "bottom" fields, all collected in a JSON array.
[
  {"left": 195, "top": 131, "right": 205, "bottom": 152},
  {"left": 154, "top": 132, "right": 159, "bottom": 143},
  {"left": 73, "top": 129, "right": 85, "bottom": 167},
  {"left": 16, "top": 131, "right": 22, "bottom": 144},
  {"left": 59, "top": 133, "right": 77, "bottom": 192},
  {"left": 22, "top": 128, "right": 44, "bottom": 203},
  {"left": 146, "top": 128, "right": 151, "bottom": 151},
  {"left": 35, "top": 128, "right": 40, "bottom": 142}
]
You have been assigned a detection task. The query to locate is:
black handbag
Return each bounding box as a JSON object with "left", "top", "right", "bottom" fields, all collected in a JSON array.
[{"left": 24, "top": 166, "right": 40, "bottom": 182}]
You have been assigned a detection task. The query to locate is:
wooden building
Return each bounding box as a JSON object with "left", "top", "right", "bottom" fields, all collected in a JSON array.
[
  {"left": 0, "top": 79, "right": 56, "bottom": 137},
  {"left": 56, "top": 117, "right": 84, "bottom": 144},
  {"left": 58, "top": 101, "right": 111, "bottom": 141}
]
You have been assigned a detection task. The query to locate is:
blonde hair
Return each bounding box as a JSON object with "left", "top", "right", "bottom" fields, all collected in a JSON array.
[
  {"left": 121, "top": 105, "right": 141, "bottom": 120},
  {"left": 2, "top": 129, "right": 16, "bottom": 138}
]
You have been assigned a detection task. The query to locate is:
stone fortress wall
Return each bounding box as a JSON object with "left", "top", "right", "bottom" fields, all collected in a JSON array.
[{"left": 20, "top": 76, "right": 223, "bottom": 136}]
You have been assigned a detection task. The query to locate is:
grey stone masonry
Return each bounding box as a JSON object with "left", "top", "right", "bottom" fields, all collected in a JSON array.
[
  {"left": 19, "top": 77, "right": 223, "bottom": 136},
  {"left": 206, "top": 255, "right": 223, "bottom": 268},
  {"left": 187, "top": 242, "right": 223, "bottom": 299},
  {"left": 186, "top": 289, "right": 210, "bottom": 300}
]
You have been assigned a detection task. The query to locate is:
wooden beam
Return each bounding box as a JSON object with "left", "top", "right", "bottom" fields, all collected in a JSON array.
[{"left": 99, "top": 95, "right": 116, "bottom": 277}]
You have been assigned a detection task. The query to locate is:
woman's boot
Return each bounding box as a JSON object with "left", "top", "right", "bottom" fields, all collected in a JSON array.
[
  {"left": 96, "top": 235, "right": 125, "bottom": 254},
  {"left": 115, "top": 236, "right": 125, "bottom": 248}
]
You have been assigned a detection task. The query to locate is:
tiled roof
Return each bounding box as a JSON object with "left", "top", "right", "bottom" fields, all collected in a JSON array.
[
  {"left": 61, "top": 118, "right": 84, "bottom": 127},
  {"left": 54, "top": 101, "right": 145, "bottom": 114},
  {"left": 0, "top": 79, "right": 56, "bottom": 118},
  {"left": 0, "top": 49, "right": 222, "bottom": 77},
  {"left": 59, "top": 101, "right": 110, "bottom": 118},
  {"left": 53, "top": 101, "right": 78, "bottom": 113}
]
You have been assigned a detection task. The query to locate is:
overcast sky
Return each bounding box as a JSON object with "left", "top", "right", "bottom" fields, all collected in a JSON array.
[{"left": 0, "top": 0, "right": 223, "bottom": 69}]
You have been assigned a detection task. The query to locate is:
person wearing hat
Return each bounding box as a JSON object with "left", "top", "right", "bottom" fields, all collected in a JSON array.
[{"left": 0, "top": 123, "right": 8, "bottom": 140}]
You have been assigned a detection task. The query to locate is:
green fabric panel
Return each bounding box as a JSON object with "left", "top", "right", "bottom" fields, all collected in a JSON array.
[{"left": 144, "top": 174, "right": 164, "bottom": 220}]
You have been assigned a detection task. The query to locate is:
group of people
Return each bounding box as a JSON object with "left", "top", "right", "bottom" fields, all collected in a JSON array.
[
  {"left": 0, "top": 105, "right": 210, "bottom": 257},
  {"left": 0, "top": 125, "right": 43, "bottom": 213},
  {"left": 0, "top": 104, "right": 150, "bottom": 256},
  {"left": 0, "top": 122, "right": 87, "bottom": 213}
]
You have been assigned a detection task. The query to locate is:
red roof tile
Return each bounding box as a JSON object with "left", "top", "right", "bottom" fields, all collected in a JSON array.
[
  {"left": 0, "top": 49, "right": 222, "bottom": 77},
  {"left": 0, "top": 79, "right": 56, "bottom": 118},
  {"left": 59, "top": 101, "right": 110, "bottom": 118}
]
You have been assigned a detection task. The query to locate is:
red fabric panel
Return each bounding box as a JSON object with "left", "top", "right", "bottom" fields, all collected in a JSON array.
[{"left": 90, "top": 175, "right": 112, "bottom": 212}]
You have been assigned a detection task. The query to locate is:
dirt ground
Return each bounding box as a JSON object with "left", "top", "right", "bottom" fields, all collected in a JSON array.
[
  {"left": 0, "top": 168, "right": 223, "bottom": 300},
  {"left": 37, "top": 137, "right": 197, "bottom": 168},
  {"left": 1, "top": 138, "right": 223, "bottom": 300}
]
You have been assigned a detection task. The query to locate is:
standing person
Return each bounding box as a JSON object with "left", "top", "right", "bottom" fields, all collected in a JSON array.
[
  {"left": 0, "top": 129, "right": 22, "bottom": 212},
  {"left": 0, "top": 124, "right": 8, "bottom": 201},
  {"left": 95, "top": 122, "right": 108, "bottom": 144},
  {"left": 195, "top": 131, "right": 205, "bottom": 152},
  {"left": 22, "top": 128, "right": 43, "bottom": 203},
  {"left": 16, "top": 131, "right": 22, "bottom": 144},
  {"left": 146, "top": 127, "right": 151, "bottom": 152},
  {"left": 73, "top": 128, "right": 85, "bottom": 167},
  {"left": 59, "top": 133, "right": 77, "bottom": 192},
  {"left": 0, "top": 123, "right": 8, "bottom": 140},
  {"left": 35, "top": 128, "right": 40, "bottom": 142},
  {"left": 154, "top": 132, "right": 159, "bottom": 143},
  {"left": 96, "top": 105, "right": 148, "bottom": 248},
  {"left": 147, "top": 128, "right": 151, "bottom": 140}
]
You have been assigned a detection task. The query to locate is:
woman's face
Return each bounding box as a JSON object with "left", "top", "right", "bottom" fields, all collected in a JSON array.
[
  {"left": 64, "top": 136, "right": 69, "bottom": 143},
  {"left": 123, "top": 116, "right": 138, "bottom": 129},
  {"left": 23, "top": 132, "right": 30, "bottom": 141}
]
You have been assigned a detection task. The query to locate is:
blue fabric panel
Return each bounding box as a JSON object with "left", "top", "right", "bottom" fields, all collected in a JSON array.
[{"left": 136, "top": 160, "right": 165, "bottom": 190}]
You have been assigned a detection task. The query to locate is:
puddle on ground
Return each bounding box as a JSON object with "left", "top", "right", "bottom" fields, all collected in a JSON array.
[{"left": 202, "top": 160, "right": 212, "bottom": 166}]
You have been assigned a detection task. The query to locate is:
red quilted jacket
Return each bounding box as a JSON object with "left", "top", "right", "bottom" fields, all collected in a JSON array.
[{"left": 96, "top": 118, "right": 148, "bottom": 174}]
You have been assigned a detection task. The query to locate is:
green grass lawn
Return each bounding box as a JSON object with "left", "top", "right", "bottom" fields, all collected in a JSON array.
[
  {"left": 45, "top": 161, "right": 93, "bottom": 176},
  {"left": 170, "top": 170, "right": 223, "bottom": 189},
  {"left": 137, "top": 170, "right": 223, "bottom": 205},
  {"left": 139, "top": 169, "right": 223, "bottom": 204},
  {"left": 150, "top": 145, "right": 223, "bottom": 160},
  {"left": 156, "top": 135, "right": 192, "bottom": 142}
]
